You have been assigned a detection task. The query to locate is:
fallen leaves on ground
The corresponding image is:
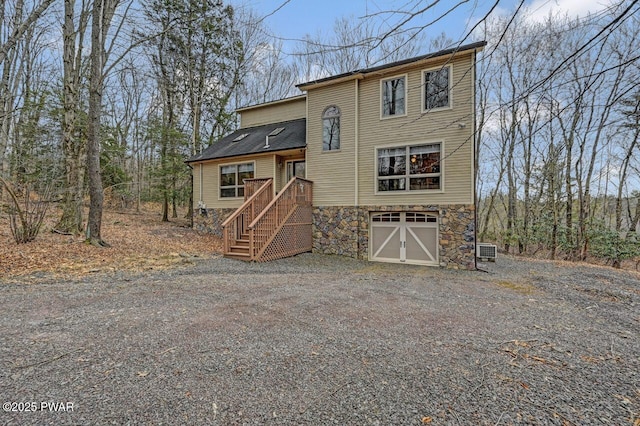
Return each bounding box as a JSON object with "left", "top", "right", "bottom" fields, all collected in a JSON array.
[{"left": 0, "top": 204, "right": 222, "bottom": 280}]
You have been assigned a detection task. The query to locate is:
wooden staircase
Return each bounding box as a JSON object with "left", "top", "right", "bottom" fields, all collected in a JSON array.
[
  {"left": 226, "top": 232, "right": 251, "bottom": 259},
  {"left": 222, "top": 177, "right": 313, "bottom": 262}
]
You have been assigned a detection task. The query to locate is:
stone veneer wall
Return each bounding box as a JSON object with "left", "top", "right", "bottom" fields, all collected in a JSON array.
[
  {"left": 193, "top": 208, "right": 236, "bottom": 237},
  {"left": 312, "top": 204, "right": 476, "bottom": 270}
]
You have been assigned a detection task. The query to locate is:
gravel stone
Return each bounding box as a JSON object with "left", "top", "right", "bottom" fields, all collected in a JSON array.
[{"left": 0, "top": 254, "right": 638, "bottom": 425}]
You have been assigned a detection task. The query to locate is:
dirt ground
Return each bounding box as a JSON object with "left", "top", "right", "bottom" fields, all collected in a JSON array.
[{"left": 0, "top": 204, "right": 222, "bottom": 280}]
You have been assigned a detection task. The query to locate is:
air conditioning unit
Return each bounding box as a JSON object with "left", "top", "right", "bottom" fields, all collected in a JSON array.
[{"left": 476, "top": 243, "right": 497, "bottom": 262}]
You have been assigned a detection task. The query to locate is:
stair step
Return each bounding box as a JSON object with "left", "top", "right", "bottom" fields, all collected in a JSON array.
[
  {"left": 226, "top": 250, "right": 250, "bottom": 256},
  {"left": 230, "top": 245, "right": 250, "bottom": 252},
  {"left": 224, "top": 253, "right": 251, "bottom": 261}
]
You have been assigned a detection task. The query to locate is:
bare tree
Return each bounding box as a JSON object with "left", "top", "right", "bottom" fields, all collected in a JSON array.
[
  {"left": 0, "top": 0, "right": 55, "bottom": 66},
  {"left": 475, "top": 1, "right": 640, "bottom": 261},
  {"left": 55, "top": 0, "right": 90, "bottom": 234},
  {"left": 1, "top": 0, "right": 59, "bottom": 203},
  {"left": 86, "top": 0, "right": 124, "bottom": 246},
  {"left": 293, "top": 14, "right": 426, "bottom": 78},
  {"left": 104, "top": 58, "right": 153, "bottom": 211},
  {"left": 616, "top": 91, "right": 640, "bottom": 232}
]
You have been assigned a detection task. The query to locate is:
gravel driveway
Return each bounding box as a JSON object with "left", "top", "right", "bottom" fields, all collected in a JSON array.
[{"left": 1, "top": 254, "right": 638, "bottom": 425}]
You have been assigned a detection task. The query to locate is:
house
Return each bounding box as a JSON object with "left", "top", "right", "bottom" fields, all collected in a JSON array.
[{"left": 186, "top": 41, "right": 486, "bottom": 269}]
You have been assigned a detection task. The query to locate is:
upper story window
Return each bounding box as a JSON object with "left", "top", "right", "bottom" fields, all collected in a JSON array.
[
  {"left": 220, "top": 162, "right": 254, "bottom": 198},
  {"left": 381, "top": 75, "right": 407, "bottom": 118},
  {"left": 322, "top": 105, "right": 340, "bottom": 151},
  {"left": 377, "top": 143, "right": 441, "bottom": 192},
  {"left": 423, "top": 65, "right": 451, "bottom": 111}
]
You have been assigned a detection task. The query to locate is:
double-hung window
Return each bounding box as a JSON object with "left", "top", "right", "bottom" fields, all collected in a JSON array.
[
  {"left": 220, "top": 162, "right": 254, "bottom": 198},
  {"left": 381, "top": 75, "right": 406, "bottom": 118},
  {"left": 377, "top": 143, "right": 441, "bottom": 192},
  {"left": 423, "top": 65, "right": 451, "bottom": 110}
]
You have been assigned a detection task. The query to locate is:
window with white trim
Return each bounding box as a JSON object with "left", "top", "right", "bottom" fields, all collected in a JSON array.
[
  {"left": 322, "top": 105, "right": 340, "bottom": 151},
  {"left": 220, "top": 162, "right": 254, "bottom": 198},
  {"left": 377, "top": 143, "right": 441, "bottom": 192},
  {"left": 423, "top": 66, "right": 450, "bottom": 110},
  {"left": 381, "top": 75, "right": 406, "bottom": 117}
]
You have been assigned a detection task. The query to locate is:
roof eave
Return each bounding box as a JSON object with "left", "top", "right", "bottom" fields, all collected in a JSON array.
[
  {"left": 297, "top": 73, "right": 364, "bottom": 91},
  {"left": 297, "top": 41, "right": 487, "bottom": 91},
  {"left": 186, "top": 146, "right": 307, "bottom": 165},
  {"left": 235, "top": 94, "right": 307, "bottom": 113}
]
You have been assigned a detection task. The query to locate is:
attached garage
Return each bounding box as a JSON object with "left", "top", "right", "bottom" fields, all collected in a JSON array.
[{"left": 369, "top": 212, "right": 439, "bottom": 266}]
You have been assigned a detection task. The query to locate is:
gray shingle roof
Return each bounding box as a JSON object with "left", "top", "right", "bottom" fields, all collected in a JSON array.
[{"left": 186, "top": 118, "right": 306, "bottom": 163}]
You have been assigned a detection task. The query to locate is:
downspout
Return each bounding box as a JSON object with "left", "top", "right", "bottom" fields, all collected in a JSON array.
[
  {"left": 472, "top": 48, "right": 479, "bottom": 271},
  {"left": 186, "top": 163, "right": 194, "bottom": 229},
  {"left": 273, "top": 154, "right": 278, "bottom": 196},
  {"left": 305, "top": 92, "right": 312, "bottom": 251},
  {"left": 355, "top": 78, "right": 359, "bottom": 206},
  {"left": 354, "top": 78, "right": 360, "bottom": 258},
  {"left": 199, "top": 163, "right": 203, "bottom": 203},
  {"left": 264, "top": 135, "right": 275, "bottom": 195}
]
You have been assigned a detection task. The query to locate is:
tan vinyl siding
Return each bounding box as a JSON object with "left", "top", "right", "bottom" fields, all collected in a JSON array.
[
  {"left": 197, "top": 154, "right": 275, "bottom": 209},
  {"left": 274, "top": 155, "right": 284, "bottom": 192},
  {"left": 357, "top": 53, "right": 475, "bottom": 206},
  {"left": 306, "top": 80, "right": 356, "bottom": 206},
  {"left": 193, "top": 164, "right": 202, "bottom": 207},
  {"left": 240, "top": 97, "right": 306, "bottom": 128}
]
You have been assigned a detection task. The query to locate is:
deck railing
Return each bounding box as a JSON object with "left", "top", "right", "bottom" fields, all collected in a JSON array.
[
  {"left": 244, "top": 178, "right": 272, "bottom": 199},
  {"left": 248, "top": 177, "right": 313, "bottom": 261},
  {"left": 221, "top": 178, "right": 273, "bottom": 255}
]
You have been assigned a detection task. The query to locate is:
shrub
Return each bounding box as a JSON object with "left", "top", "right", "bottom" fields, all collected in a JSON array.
[
  {"left": 0, "top": 177, "right": 51, "bottom": 244},
  {"left": 588, "top": 227, "right": 640, "bottom": 268}
]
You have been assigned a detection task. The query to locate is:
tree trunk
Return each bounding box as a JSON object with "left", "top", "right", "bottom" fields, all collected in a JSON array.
[
  {"left": 162, "top": 190, "right": 169, "bottom": 222},
  {"left": 172, "top": 192, "right": 177, "bottom": 218},
  {"left": 57, "top": 155, "right": 86, "bottom": 233},
  {"left": 564, "top": 141, "right": 573, "bottom": 257},
  {"left": 56, "top": 0, "right": 88, "bottom": 234},
  {"left": 86, "top": 0, "right": 117, "bottom": 246},
  {"left": 616, "top": 137, "right": 638, "bottom": 232},
  {"left": 505, "top": 128, "right": 517, "bottom": 254},
  {"left": 0, "top": 55, "right": 13, "bottom": 199},
  {"left": 0, "top": 8, "right": 20, "bottom": 201},
  {"left": 547, "top": 143, "right": 559, "bottom": 260}
]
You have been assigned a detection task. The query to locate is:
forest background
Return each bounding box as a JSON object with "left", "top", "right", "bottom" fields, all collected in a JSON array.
[{"left": 0, "top": 0, "right": 639, "bottom": 268}]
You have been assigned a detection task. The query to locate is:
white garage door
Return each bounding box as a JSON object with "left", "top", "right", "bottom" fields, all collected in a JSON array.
[{"left": 370, "top": 212, "right": 439, "bottom": 266}]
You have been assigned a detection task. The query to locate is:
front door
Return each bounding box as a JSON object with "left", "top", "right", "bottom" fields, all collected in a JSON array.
[{"left": 287, "top": 160, "right": 306, "bottom": 181}]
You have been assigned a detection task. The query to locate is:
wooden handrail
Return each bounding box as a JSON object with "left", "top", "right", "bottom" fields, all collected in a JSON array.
[
  {"left": 248, "top": 177, "right": 312, "bottom": 229},
  {"left": 244, "top": 178, "right": 272, "bottom": 199},
  {"left": 221, "top": 178, "right": 273, "bottom": 228}
]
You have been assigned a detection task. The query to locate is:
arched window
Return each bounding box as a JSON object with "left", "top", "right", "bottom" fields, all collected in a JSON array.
[{"left": 322, "top": 105, "right": 340, "bottom": 151}]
